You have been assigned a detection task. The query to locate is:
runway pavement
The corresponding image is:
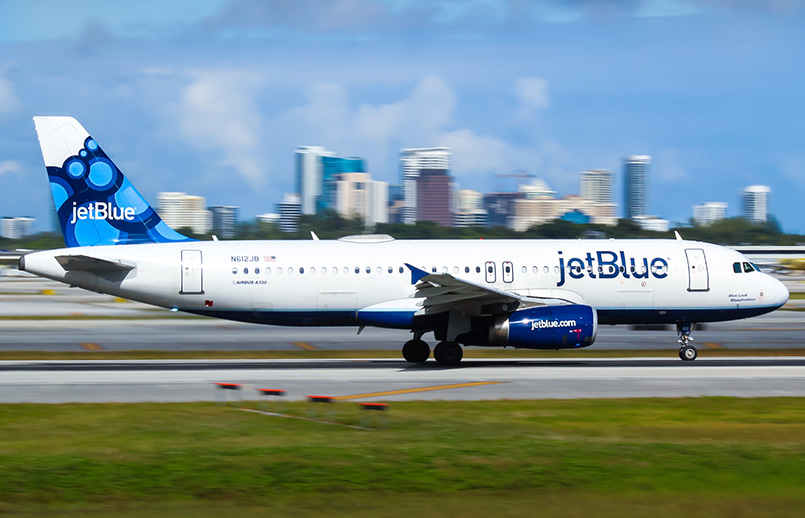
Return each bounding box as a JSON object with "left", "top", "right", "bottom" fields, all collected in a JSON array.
[
  {"left": 1, "top": 278, "right": 804, "bottom": 352},
  {"left": 1, "top": 357, "right": 804, "bottom": 403}
]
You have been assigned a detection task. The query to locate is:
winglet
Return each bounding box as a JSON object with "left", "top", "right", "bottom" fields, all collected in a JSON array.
[{"left": 405, "top": 263, "right": 429, "bottom": 284}]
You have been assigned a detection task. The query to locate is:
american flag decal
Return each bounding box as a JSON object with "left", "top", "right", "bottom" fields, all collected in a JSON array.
[{"left": 265, "top": 255, "right": 276, "bottom": 262}]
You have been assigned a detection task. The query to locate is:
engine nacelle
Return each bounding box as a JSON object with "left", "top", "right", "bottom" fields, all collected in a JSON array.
[{"left": 486, "top": 304, "right": 597, "bottom": 349}]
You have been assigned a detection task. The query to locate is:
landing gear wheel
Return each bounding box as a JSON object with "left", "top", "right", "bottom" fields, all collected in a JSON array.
[
  {"left": 402, "top": 339, "right": 430, "bottom": 363},
  {"left": 433, "top": 341, "right": 463, "bottom": 366},
  {"left": 679, "top": 346, "right": 698, "bottom": 361},
  {"left": 676, "top": 322, "right": 697, "bottom": 361}
]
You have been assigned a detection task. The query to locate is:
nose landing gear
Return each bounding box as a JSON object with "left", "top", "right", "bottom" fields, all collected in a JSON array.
[{"left": 677, "top": 323, "right": 698, "bottom": 361}]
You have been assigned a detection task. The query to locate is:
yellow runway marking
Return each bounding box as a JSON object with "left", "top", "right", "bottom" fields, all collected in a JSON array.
[
  {"left": 332, "top": 381, "right": 505, "bottom": 400},
  {"left": 80, "top": 342, "right": 105, "bottom": 351},
  {"left": 701, "top": 342, "right": 725, "bottom": 349},
  {"left": 291, "top": 341, "right": 318, "bottom": 351}
]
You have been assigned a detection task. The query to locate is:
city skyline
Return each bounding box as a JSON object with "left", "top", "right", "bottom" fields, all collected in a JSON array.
[{"left": 0, "top": 1, "right": 803, "bottom": 232}]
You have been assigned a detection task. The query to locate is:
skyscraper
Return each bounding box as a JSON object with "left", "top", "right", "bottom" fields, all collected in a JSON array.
[
  {"left": 157, "top": 192, "right": 212, "bottom": 235},
  {"left": 623, "top": 156, "right": 650, "bottom": 219},
  {"left": 319, "top": 156, "right": 365, "bottom": 213},
  {"left": 295, "top": 146, "right": 333, "bottom": 215},
  {"left": 416, "top": 169, "right": 454, "bottom": 226},
  {"left": 277, "top": 194, "right": 301, "bottom": 233},
  {"left": 742, "top": 185, "right": 771, "bottom": 223},
  {"left": 580, "top": 169, "right": 613, "bottom": 204},
  {"left": 693, "top": 202, "right": 727, "bottom": 226},
  {"left": 209, "top": 206, "right": 239, "bottom": 238},
  {"left": 399, "top": 147, "right": 450, "bottom": 224}
]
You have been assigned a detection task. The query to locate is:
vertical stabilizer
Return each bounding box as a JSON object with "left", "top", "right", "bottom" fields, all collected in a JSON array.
[{"left": 33, "top": 116, "right": 194, "bottom": 247}]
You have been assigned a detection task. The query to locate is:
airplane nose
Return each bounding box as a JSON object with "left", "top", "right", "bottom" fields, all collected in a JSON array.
[{"left": 769, "top": 276, "right": 789, "bottom": 308}]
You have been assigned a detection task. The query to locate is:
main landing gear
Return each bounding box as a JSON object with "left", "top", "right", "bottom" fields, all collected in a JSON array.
[
  {"left": 401, "top": 334, "right": 463, "bottom": 366},
  {"left": 677, "top": 323, "right": 698, "bottom": 361}
]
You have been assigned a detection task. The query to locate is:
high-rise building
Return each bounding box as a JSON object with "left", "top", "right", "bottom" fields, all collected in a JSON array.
[
  {"left": 693, "top": 202, "right": 727, "bottom": 226},
  {"left": 580, "top": 169, "right": 614, "bottom": 204},
  {"left": 399, "top": 147, "right": 450, "bottom": 224},
  {"left": 157, "top": 192, "right": 212, "bottom": 235},
  {"left": 319, "top": 156, "right": 365, "bottom": 213},
  {"left": 333, "top": 172, "right": 389, "bottom": 227},
  {"left": 623, "top": 156, "right": 650, "bottom": 219},
  {"left": 0, "top": 217, "right": 35, "bottom": 239},
  {"left": 277, "top": 194, "right": 301, "bottom": 233},
  {"left": 416, "top": 169, "right": 454, "bottom": 226},
  {"left": 454, "top": 189, "right": 488, "bottom": 228},
  {"left": 209, "top": 206, "right": 239, "bottom": 238},
  {"left": 295, "top": 146, "right": 333, "bottom": 215},
  {"left": 742, "top": 185, "right": 771, "bottom": 224}
]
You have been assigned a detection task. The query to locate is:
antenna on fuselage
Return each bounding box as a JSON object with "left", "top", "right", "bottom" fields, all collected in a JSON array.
[{"left": 674, "top": 231, "right": 683, "bottom": 241}]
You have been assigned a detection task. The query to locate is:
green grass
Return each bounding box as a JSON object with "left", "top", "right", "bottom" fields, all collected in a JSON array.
[
  {"left": 0, "top": 398, "right": 803, "bottom": 517},
  {"left": 0, "top": 347, "right": 804, "bottom": 362}
]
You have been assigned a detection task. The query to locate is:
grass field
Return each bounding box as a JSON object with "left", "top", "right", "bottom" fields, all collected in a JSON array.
[{"left": 1, "top": 398, "right": 803, "bottom": 517}]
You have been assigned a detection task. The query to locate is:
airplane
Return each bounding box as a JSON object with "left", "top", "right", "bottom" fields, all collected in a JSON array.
[{"left": 20, "top": 116, "right": 789, "bottom": 365}]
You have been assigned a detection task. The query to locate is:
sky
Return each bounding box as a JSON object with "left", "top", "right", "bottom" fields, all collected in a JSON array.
[{"left": 1, "top": 0, "right": 804, "bottom": 233}]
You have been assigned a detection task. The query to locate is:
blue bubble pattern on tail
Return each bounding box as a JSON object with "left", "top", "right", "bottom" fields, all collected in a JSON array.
[{"left": 48, "top": 136, "right": 194, "bottom": 247}]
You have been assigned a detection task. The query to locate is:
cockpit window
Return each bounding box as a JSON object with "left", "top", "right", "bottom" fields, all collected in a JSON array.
[
  {"left": 733, "top": 262, "right": 742, "bottom": 273},
  {"left": 743, "top": 262, "right": 755, "bottom": 273}
]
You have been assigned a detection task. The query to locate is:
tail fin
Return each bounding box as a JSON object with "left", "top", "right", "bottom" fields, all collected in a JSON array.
[{"left": 33, "top": 116, "right": 194, "bottom": 247}]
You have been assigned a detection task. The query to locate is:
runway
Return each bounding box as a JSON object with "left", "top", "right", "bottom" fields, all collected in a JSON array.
[{"left": 2, "top": 357, "right": 804, "bottom": 403}]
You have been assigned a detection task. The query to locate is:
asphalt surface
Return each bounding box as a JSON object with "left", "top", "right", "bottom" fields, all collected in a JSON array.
[
  {"left": 1, "top": 278, "right": 803, "bottom": 404},
  {"left": 2, "top": 357, "right": 804, "bottom": 403}
]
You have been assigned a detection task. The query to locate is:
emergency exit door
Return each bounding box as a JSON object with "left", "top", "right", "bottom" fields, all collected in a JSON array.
[{"left": 181, "top": 250, "right": 204, "bottom": 294}]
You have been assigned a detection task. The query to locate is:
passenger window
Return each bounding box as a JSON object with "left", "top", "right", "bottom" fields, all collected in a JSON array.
[
  {"left": 743, "top": 262, "right": 755, "bottom": 273},
  {"left": 343, "top": 267, "right": 348, "bottom": 275},
  {"left": 277, "top": 267, "right": 283, "bottom": 275},
  {"left": 453, "top": 266, "right": 459, "bottom": 274},
  {"left": 355, "top": 267, "right": 360, "bottom": 274},
  {"left": 733, "top": 262, "right": 742, "bottom": 273},
  {"left": 465, "top": 266, "right": 470, "bottom": 273},
  {"left": 310, "top": 267, "right": 316, "bottom": 274},
  {"left": 366, "top": 267, "right": 371, "bottom": 274},
  {"left": 287, "top": 267, "right": 294, "bottom": 275},
  {"left": 232, "top": 267, "right": 237, "bottom": 275},
  {"left": 299, "top": 267, "right": 304, "bottom": 274},
  {"left": 432, "top": 267, "right": 437, "bottom": 273},
  {"left": 255, "top": 267, "right": 260, "bottom": 274},
  {"left": 543, "top": 266, "right": 549, "bottom": 273},
  {"left": 266, "top": 267, "right": 271, "bottom": 275},
  {"left": 388, "top": 266, "right": 393, "bottom": 274},
  {"left": 476, "top": 266, "right": 481, "bottom": 273},
  {"left": 399, "top": 266, "right": 404, "bottom": 274},
  {"left": 533, "top": 266, "right": 538, "bottom": 274},
  {"left": 521, "top": 266, "right": 527, "bottom": 274},
  {"left": 243, "top": 268, "right": 249, "bottom": 274}
]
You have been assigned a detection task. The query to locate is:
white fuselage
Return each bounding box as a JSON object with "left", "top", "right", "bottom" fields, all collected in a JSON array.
[{"left": 21, "top": 238, "right": 789, "bottom": 328}]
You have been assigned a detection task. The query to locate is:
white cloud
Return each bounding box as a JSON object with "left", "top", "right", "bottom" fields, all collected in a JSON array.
[
  {"left": 0, "top": 77, "right": 22, "bottom": 115},
  {"left": 0, "top": 160, "right": 23, "bottom": 176},
  {"left": 514, "top": 77, "right": 550, "bottom": 120},
  {"left": 178, "top": 70, "right": 267, "bottom": 187}
]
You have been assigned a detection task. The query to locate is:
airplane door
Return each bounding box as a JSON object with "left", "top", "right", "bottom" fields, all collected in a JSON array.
[
  {"left": 485, "top": 261, "right": 496, "bottom": 283},
  {"left": 685, "top": 248, "right": 709, "bottom": 292},
  {"left": 502, "top": 261, "right": 514, "bottom": 283},
  {"left": 180, "top": 250, "right": 204, "bottom": 294}
]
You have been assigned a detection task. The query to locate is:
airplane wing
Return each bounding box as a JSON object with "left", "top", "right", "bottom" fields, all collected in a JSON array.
[
  {"left": 55, "top": 255, "right": 135, "bottom": 273},
  {"left": 405, "top": 263, "right": 575, "bottom": 316}
]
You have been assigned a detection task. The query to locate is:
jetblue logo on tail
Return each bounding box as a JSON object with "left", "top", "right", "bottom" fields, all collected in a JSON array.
[{"left": 70, "top": 202, "right": 136, "bottom": 225}]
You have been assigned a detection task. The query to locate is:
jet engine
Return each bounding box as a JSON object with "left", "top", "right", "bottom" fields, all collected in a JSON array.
[{"left": 458, "top": 304, "right": 598, "bottom": 349}]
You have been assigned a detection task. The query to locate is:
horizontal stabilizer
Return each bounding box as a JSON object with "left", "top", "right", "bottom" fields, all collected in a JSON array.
[{"left": 56, "top": 255, "right": 135, "bottom": 273}]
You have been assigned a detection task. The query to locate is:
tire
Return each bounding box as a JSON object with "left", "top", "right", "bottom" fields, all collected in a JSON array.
[
  {"left": 402, "top": 339, "right": 430, "bottom": 363},
  {"left": 433, "top": 341, "right": 463, "bottom": 366},
  {"left": 679, "top": 346, "right": 698, "bottom": 361}
]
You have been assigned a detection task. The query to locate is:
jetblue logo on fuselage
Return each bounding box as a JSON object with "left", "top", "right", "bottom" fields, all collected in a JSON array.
[
  {"left": 70, "top": 202, "right": 135, "bottom": 225},
  {"left": 556, "top": 251, "right": 668, "bottom": 287}
]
